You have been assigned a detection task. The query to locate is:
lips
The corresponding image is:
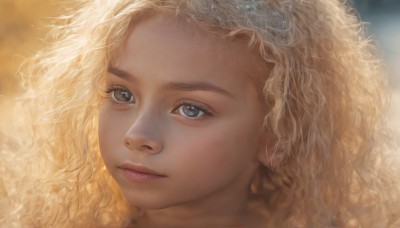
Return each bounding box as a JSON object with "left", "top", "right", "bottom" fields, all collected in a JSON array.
[{"left": 118, "top": 162, "right": 166, "bottom": 182}]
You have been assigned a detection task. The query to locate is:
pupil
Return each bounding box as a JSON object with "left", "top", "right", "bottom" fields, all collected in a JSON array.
[
  {"left": 115, "top": 90, "right": 132, "bottom": 102},
  {"left": 183, "top": 105, "right": 199, "bottom": 117},
  {"left": 121, "top": 92, "right": 130, "bottom": 101}
]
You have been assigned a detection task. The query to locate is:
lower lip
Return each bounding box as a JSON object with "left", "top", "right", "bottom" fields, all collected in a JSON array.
[{"left": 120, "top": 168, "right": 165, "bottom": 182}]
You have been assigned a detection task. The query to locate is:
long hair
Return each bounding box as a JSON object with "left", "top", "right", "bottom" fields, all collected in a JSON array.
[{"left": 1, "top": 0, "right": 399, "bottom": 227}]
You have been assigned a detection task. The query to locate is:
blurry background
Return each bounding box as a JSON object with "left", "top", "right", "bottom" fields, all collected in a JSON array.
[
  {"left": 0, "top": 0, "right": 399, "bottom": 129},
  {"left": 0, "top": 0, "right": 65, "bottom": 99},
  {"left": 351, "top": 0, "right": 400, "bottom": 132},
  {"left": 352, "top": 0, "right": 400, "bottom": 87},
  {"left": 352, "top": 0, "right": 400, "bottom": 132}
]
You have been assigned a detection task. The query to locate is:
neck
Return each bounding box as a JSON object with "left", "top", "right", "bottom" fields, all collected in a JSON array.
[{"left": 131, "top": 192, "right": 266, "bottom": 228}]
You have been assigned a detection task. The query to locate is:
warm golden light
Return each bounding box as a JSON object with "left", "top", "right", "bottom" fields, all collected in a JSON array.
[{"left": 0, "top": 0, "right": 63, "bottom": 98}]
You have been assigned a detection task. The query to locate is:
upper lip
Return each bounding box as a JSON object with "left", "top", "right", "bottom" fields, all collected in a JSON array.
[{"left": 118, "top": 162, "right": 166, "bottom": 176}]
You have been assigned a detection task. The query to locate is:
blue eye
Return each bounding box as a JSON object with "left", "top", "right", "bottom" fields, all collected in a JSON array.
[
  {"left": 108, "top": 88, "right": 135, "bottom": 104},
  {"left": 176, "top": 103, "right": 209, "bottom": 119}
]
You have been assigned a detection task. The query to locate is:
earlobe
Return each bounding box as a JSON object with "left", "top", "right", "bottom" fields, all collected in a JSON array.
[
  {"left": 258, "top": 147, "right": 283, "bottom": 170},
  {"left": 257, "top": 133, "right": 269, "bottom": 164},
  {"left": 257, "top": 133, "right": 277, "bottom": 168},
  {"left": 257, "top": 145, "right": 273, "bottom": 167}
]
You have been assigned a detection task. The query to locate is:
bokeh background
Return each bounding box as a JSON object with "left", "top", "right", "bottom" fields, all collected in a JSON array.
[
  {"left": 352, "top": 0, "right": 400, "bottom": 134},
  {"left": 0, "top": 0, "right": 64, "bottom": 98},
  {"left": 0, "top": 0, "right": 399, "bottom": 132}
]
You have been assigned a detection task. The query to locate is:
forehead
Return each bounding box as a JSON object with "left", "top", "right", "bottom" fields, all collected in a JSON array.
[{"left": 113, "top": 14, "right": 268, "bottom": 84}]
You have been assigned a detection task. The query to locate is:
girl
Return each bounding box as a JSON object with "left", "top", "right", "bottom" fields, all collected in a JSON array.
[{"left": 1, "top": 0, "right": 399, "bottom": 227}]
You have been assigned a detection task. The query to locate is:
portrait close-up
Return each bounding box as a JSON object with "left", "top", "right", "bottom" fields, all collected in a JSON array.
[{"left": 1, "top": 0, "right": 400, "bottom": 227}]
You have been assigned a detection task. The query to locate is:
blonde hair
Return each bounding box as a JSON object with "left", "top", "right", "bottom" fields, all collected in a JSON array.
[{"left": 1, "top": 0, "right": 399, "bottom": 227}]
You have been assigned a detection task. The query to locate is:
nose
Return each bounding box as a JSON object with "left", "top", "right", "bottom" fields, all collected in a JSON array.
[{"left": 124, "top": 112, "right": 163, "bottom": 154}]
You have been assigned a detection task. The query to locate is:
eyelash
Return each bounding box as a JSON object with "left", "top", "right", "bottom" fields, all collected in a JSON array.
[
  {"left": 172, "top": 101, "right": 213, "bottom": 119},
  {"left": 105, "top": 86, "right": 135, "bottom": 106},
  {"left": 104, "top": 86, "right": 213, "bottom": 119}
]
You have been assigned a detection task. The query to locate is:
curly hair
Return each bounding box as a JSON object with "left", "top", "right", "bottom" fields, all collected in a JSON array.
[{"left": 1, "top": 0, "right": 399, "bottom": 227}]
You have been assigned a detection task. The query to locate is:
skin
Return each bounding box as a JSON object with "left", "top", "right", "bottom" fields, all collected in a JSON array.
[{"left": 98, "top": 14, "right": 269, "bottom": 227}]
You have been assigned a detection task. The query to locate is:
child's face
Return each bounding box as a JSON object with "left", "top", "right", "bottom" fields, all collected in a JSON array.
[{"left": 98, "top": 15, "right": 268, "bottom": 211}]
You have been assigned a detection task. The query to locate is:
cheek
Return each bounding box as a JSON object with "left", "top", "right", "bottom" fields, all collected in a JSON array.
[
  {"left": 98, "top": 107, "right": 112, "bottom": 163},
  {"left": 98, "top": 106, "right": 125, "bottom": 164},
  {"left": 169, "top": 121, "right": 260, "bottom": 180}
]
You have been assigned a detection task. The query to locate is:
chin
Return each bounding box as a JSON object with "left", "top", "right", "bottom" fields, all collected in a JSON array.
[{"left": 122, "top": 192, "right": 175, "bottom": 210}]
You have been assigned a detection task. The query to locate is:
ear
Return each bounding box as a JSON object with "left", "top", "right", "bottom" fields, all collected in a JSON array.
[{"left": 257, "top": 132, "right": 276, "bottom": 168}]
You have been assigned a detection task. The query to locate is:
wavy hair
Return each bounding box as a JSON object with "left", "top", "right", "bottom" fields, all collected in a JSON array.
[{"left": 1, "top": 0, "right": 399, "bottom": 227}]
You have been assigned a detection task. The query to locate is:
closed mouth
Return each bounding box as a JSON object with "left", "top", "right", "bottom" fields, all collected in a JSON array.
[{"left": 118, "top": 162, "right": 166, "bottom": 177}]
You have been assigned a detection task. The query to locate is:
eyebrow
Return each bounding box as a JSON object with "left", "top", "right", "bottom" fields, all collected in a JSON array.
[
  {"left": 108, "top": 67, "right": 137, "bottom": 83},
  {"left": 163, "top": 81, "right": 235, "bottom": 98},
  {"left": 107, "top": 66, "right": 235, "bottom": 98}
]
